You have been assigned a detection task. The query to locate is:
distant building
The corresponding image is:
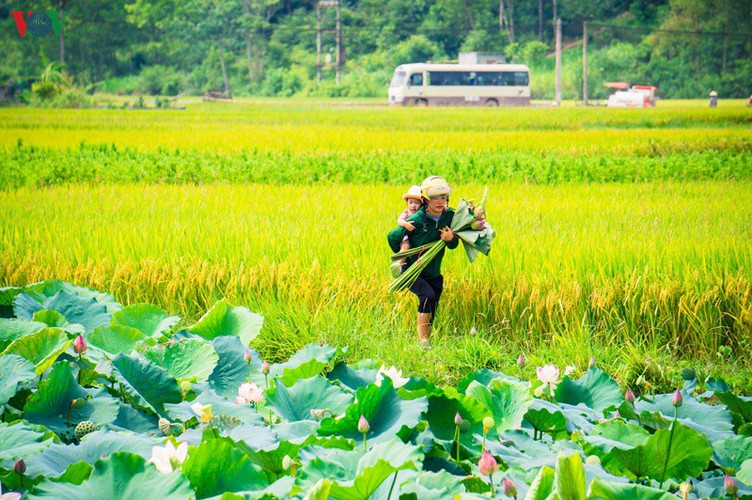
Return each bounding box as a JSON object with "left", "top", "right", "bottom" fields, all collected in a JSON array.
[{"left": 458, "top": 52, "right": 506, "bottom": 65}]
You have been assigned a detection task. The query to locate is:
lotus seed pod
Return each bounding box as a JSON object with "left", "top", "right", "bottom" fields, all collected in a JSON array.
[
  {"left": 75, "top": 420, "right": 96, "bottom": 439},
  {"left": 158, "top": 418, "right": 172, "bottom": 436},
  {"left": 14, "top": 459, "right": 26, "bottom": 475},
  {"left": 71, "top": 398, "right": 86, "bottom": 409},
  {"left": 483, "top": 416, "right": 495, "bottom": 432},
  {"left": 625, "top": 388, "right": 636, "bottom": 404},
  {"left": 680, "top": 368, "right": 696, "bottom": 380},
  {"left": 672, "top": 389, "right": 683, "bottom": 408},
  {"left": 585, "top": 455, "right": 601, "bottom": 465},
  {"left": 501, "top": 477, "right": 517, "bottom": 498},
  {"left": 357, "top": 415, "right": 370, "bottom": 433}
]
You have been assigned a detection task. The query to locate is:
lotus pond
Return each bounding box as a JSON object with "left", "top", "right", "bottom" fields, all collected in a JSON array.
[{"left": 1, "top": 281, "right": 751, "bottom": 499}]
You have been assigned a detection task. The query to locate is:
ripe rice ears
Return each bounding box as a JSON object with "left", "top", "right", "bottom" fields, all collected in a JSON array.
[{"left": 389, "top": 188, "right": 495, "bottom": 294}]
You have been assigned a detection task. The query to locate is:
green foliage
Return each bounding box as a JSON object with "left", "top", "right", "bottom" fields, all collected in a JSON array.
[{"left": 0, "top": 283, "right": 751, "bottom": 496}]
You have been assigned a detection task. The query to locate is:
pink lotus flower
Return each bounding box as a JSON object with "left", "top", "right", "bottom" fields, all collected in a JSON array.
[
  {"left": 0, "top": 483, "right": 21, "bottom": 500},
  {"left": 236, "top": 382, "right": 264, "bottom": 404},
  {"left": 725, "top": 474, "right": 738, "bottom": 496},
  {"left": 357, "top": 415, "right": 370, "bottom": 433},
  {"left": 502, "top": 477, "right": 518, "bottom": 498},
  {"left": 261, "top": 360, "right": 270, "bottom": 375},
  {"left": 243, "top": 349, "right": 253, "bottom": 364},
  {"left": 470, "top": 219, "right": 487, "bottom": 230},
  {"left": 478, "top": 450, "right": 498, "bottom": 476},
  {"left": 517, "top": 354, "right": 526, "bottom": 369},
  {"left": 536, "top": 364, "right": 560, "bottom": 385},
  {"left": 73, "top": 335, "right": 87, "bottom": 355},
  {"left": 625, "top": 388, "right": 636, "bottom": 404},
  {"left": 13, "top": 460, "right": 25, "bottom": 475},
  {"left": 672, "top": 389, "right": 683, "bottom": 408},
  {"left": 454, "top": 412, "right": 463, "bottom": 426}
]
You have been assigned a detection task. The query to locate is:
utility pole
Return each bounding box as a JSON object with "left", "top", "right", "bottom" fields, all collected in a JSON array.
[
  {"left": 582, "top": 21, "right": 588, "bottom": 106},
  {"left": 555, "top": 18, "right": 561, "bottom": 106},
  {"left": 317, "top": 0, "right": 342, "bottom": 84},
  {"left": 316, "top": 4, "right": 322, "bottom": 83},
  {"left": 335, "top": 0, "right": 341, "bottom": 85}
]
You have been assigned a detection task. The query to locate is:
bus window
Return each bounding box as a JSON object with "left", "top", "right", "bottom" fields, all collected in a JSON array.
[
  {"left": 390, "top": 71, "right": 407, "bottom": 88},
  {"left": 409, "top": 73, "right": 423, "bottom": 86},
  {"left": 514, "top": 72, "right": 529, "bottom": 86}
]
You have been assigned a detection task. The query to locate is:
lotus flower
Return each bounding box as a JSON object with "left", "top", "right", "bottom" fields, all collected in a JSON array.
[
  {"left": 725, "top": 474, "right": 738, "bottom": 496},
  {"left": 375, "top": 365, "right": 409, "bottom": 389},
  {"left": 672, "top": 389, "right": 683, "bottom": 408},
  {"left": 244, "top": 349, "right": 253, "bottom": 364},
  {"left": 625, "top": 388, "right": 636, "bottom": 404},
  {"left": 502, "top": 477, "right": 517, "bottom": 498},
  {"left": 236, "top": 382, "right": 264, "bottom": 404},
  {"left": 0, "top": 484, "right": 21, "bottom": 500},
  {"left": 73, "top": 335, "right": 87, "bottom": 355},
  {"left": 357, "top": 415, "right": 370, "bottom": 433},
  {"left": 454, "top": 412, "right": 463, "bottom": 426},
  {"left": 516, "top": 354, "right": 526, "bottom": 369},
  {"left": 536, "top": 364, "right": 560, "bottom": 385},
  {"left": 148, "top": 441, "right": 188, "bottom": 474},
  {"left": 261, "top": 360, "right": 270, "bottom": 375},
  {"left": 589, "top": 357, "right": 596, "bottom": 368},
  {"left": 470, "top": 326, "right": 478, "bottom": 335},
  {"left": 13, "top": 460, "right": 25, "bottom": 475},
  {"left": 478, "top": 450, "right": 498, "bottom": 476},
  {"left": 563, "top": 365, "right": 576, "bottom": 377},
  {"left": 470, "top": 219, "right": 487, "bottom": 230},
  {"left": 190, "top": 402, "right": 213, "bottom": 423}
]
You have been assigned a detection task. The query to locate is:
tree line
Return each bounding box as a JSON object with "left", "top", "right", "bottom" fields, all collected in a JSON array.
[{"left": 2, "top": 0, "right": 751, "bottom": 100}]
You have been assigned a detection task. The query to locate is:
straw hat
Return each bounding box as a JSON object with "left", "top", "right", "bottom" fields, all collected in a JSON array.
[
  {"left": 709, "top": 90, "right": 718, "bottom": 97},
  {"left": 403, "top": 185, "right": 422, "bottom": 201}
]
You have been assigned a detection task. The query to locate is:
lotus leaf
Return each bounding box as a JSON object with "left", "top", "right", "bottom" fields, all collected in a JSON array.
[
  {"left": 0, "top": 421, "right": 57, "bottom": 462},
  {"left": 609, "top": 421, "right": 712, "bottom": 483},
  {"left": 266, "top": 375, "right": 353, "bottom": 422},
  {"left": 587, "top": 476, "right": 675, "bottom": 499},
  {"left": 208, "top": 337, "right": 255, "bottom": 398},
  {"left": 28, "top": 452, "right": 192, "bottom": 499},
  {"left": 112, "top": 353, "right": 182, "bottom": 416},
  {"left": 317, "top": 378, "right": 428, "bottom": 445},
  {"left": 24, "top": 363, "right": 119, "bottom": 433},
  {"left": 0, "top": 318, "right": 47, "bottom": 351},
  {"left": 187, "top": 299, "right": 263, "bottom": 346},
  {"left": 110, "top": 303, "right": 179, "bottom": 337},
  {"left": 2, "top": 327, "right": 71, "bottom": 375},
  {"left": 24, "top": 430, "right": 155, "bottom": 479},
  {"left": 467, "top": 378, "right": 533, "bottom": 435},
  {"left": 554, "top": 367, "right": 623, "bottom": 413},
  {"left": 0, "top": 354, "right": 36, "bottom": 406},
  {"left": 88, "top": 325, "right": 151, "bottom": 355},
  {"left": 142, "top": 338, "right": 219, "bottom": 383},
  {"left": 712, "top": 435, "right": 752, "bottom": 470},
  {"left": 182, "top": 434, "right": 269, "bottom": 498}
]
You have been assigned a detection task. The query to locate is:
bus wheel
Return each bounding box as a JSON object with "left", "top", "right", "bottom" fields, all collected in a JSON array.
[
  {"left": 416, "top": 98, "right": 428, "bottom": 107},
  {"left": 485, "top": 99, "right": 499, "bottom": 107}
]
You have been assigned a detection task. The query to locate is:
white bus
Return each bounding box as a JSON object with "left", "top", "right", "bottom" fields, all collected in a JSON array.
[{"left": 388, "top": 63, "right": 530, "bottom": 107}]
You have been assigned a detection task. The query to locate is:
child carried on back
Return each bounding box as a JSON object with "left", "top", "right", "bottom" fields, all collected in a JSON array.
[{"left": 391, "top": 185, "right": 423, "bottom": 277}]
